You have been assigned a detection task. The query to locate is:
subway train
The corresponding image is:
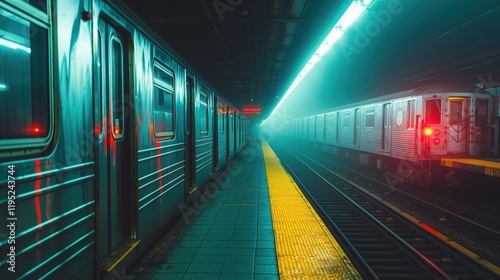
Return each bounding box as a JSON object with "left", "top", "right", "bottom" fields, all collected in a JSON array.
[
  {"left": 0, "top": 0, "right": 248, "bottom": 279},
  {"left": 286, "top": 83, "right": 499, "bottom": 186}
]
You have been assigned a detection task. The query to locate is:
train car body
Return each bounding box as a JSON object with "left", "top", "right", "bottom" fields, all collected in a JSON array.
[
  {"left": 0, "top": 0, "right": 248, "bottom": 279},
  {"left": 288, "top": 84, "right": 496, "bottom": 185}
]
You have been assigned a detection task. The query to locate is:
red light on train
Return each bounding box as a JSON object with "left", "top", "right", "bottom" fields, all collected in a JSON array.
[
  {"left": 32, "top": 126, "right": 42, "bottom": 134},
  {"left": 423, "top": 128, "right": 433, "bottom": 136},
  {"left": 81, "top": 11, "right": 91, "bottom": 21},
  {"left": 115, "top": 128, "right": 120, "bottom": 135}
]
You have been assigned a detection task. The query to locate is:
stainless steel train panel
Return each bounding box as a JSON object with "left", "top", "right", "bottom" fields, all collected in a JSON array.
[
  {"left": 382, "top": 103, "right": 392, "bottom": 152},
  {"left": 185, "top": 73, "right": 196, "bottom": 195},
  {"left": 235, "top": 112, "right": 241, "bottom": 153},
  {"left": 216, "top": 99, "right": 228, "bottom": 170},
  {"left": 0, "top": 1, "right": 96, "bottom": 278},
  {"left": 308, "top": 116, "right": 316, "bottom": 141},
  {"left": 227, "top": 108, "right": 235, "bottom": 159},
  {"left": 195, "top": 83, "right": 214, "bottom": 190}
]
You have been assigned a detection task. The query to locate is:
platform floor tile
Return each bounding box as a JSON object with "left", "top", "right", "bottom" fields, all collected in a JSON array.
[{"left": 132, "top": 139, "right": 279, "bottom": 280}]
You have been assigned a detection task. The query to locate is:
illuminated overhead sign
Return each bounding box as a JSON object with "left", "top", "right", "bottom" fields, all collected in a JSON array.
[{"left": 243, "top": 107, "right": 262, "bottom": 114}]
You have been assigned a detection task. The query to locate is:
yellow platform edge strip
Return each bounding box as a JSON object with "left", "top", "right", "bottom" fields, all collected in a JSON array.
[{"left": 262, "top": 141, "right": 361, "bottom": 280}]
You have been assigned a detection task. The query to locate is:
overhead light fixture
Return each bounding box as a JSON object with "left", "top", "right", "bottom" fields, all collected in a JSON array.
[
  {"left": 0, "top": 83, "right": 7, "bottom": 91},
  {"left": 261, "top": 0, "right": 375, "bottom": 126}
]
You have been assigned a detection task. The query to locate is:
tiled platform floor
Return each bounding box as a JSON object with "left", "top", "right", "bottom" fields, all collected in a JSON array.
[{"left": 132, "top": 139, "right": 279, "bottom": 280}]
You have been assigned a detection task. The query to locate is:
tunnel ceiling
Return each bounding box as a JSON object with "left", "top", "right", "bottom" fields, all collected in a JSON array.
[{"left": 121, "top": 0, "right": 500, "bottom": 120}]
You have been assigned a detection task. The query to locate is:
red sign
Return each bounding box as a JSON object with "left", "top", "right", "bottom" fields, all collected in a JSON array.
[{"left": 243, "top": 107, "right": 262, "bottom": 114}]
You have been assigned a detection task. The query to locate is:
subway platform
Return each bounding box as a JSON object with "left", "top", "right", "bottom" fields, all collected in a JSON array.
[{"left": 131, "top": 138, "right": 361, "bottom": 280}]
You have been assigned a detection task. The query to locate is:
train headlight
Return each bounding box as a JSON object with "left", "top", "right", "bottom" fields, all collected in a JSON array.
[{"left": 424, "top": 128, "right": 433, "bottom": 136}]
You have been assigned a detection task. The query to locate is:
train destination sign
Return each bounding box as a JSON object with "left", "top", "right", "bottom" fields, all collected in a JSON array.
[{"left": 243, "top": 107, "right": 262, "bottom": 114}]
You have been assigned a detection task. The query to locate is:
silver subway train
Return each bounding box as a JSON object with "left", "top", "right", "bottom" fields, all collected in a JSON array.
[
  {"left": 286, "top": 84, "right": 498, "bottom": 186},
  {"left": 0, "top": 0, "right": 248, "bottom": 278}
]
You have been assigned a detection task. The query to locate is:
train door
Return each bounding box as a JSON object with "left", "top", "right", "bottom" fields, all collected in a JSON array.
[
  {"left": 185, "top": 74, "right": 196, "bottom": 195},
  {"left": 354, "top": 108, "right": 360, "bottom": 146},
  {"left": 95, "top": 19, "right": 132, "bottom": 258},
  {"left": 234, "top": 113, "right": 238, "bottom": 153},
  {"left": 213, "top": 95, "right": 219, "bottom": 171},
  {"left": 382, "top": 103, "right": 392, "bottom": 151},
  {"left": 447, "top": 97, "right": 469, "bottom": 154}
]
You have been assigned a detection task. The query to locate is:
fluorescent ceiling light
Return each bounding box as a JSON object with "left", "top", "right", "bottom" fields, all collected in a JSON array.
[
  {"left": 0, "top": 83, "right": 7, "bottom": 91},
  {"left": 0, "top": 38, "right": 31, "bottom": 53},
  {"left": 261, "top": 0, "right": 375, "bottom": 126}
]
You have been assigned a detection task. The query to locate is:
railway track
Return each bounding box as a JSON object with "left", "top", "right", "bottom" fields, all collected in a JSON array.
[
  {"left": 289, "top": 141, "right": 500, "bottom": 269},
  {"left": 270, "top": 142, "right": 500, "bottom": 279}
]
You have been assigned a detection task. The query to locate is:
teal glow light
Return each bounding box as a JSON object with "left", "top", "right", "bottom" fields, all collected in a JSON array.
[
  {"left": 261, "top": 0, "right": 375, "bottom": 126},
  {"left": 0, "top": 38, "right": 31, "bottom": 53}
]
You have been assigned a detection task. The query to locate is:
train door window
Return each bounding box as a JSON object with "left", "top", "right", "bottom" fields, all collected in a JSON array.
[
  {"left": 229, "top": 110, "right": 233, "bottom": 133},
  {"left": 343, "top": 112, "right": 350, "bottom": 128},
  {"left": 406, "top": 100, "right": 415, "bottom": 130},
  {"left": 365, "top": 107, "right": 374, "bottom": 128},
  {"left": 336, "top": 112, "right": 340, "bottom": 143},
  {"left": 94, "top": 29, "right": 103, "bottom": 137},
  {"left": 153, "top": 61, "right": 175, "bottom": 138},
  {"left": 322, "top": 114, "right": 327, "bottom": 141},
  {"left": 354, "top": 108, "right": 360, "bottom": 146},
  {"left": 475, "top": 99, "right": 488, "bottom": 126},
  {"left": 110, "top": 38, "right": 125, "bottom": 138},
  {"left": 0, "top": 7, "right": 51, "bottom": 148},
  {"left": 200, "top": 90, "right": 209, "bottom": 135},
  {"left": 310, "top": 116, "right": 316, "bottom": 140},
  {"left": 297, "top": 119, "right": 301, "bottom": 136},
  {"left": 382, "top": 103, "right": 392, "bottom": 151},
  {"left": 425, "top": 98, "right": 441, "bottom": 124},
  {"left": 20, "top": 0, "right": 47, "bottom": 12},
  {"left": 449, "top": 100, "right": 463, "bottom": 125},
  {"left": 220, "top": 103, "right": 225, "bottom": 134}
]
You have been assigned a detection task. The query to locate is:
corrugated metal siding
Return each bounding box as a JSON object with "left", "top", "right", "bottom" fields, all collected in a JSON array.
[
  {"left": 391, "top": 131, "right": 416, "bottom": 159},
  {"left": 360, "top": 130, "right": 382, "bottom": 152}
]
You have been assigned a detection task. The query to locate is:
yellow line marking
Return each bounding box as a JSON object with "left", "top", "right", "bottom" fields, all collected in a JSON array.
[
  {"left": 262, "top": 141, "right": 361, "bottom": 280},
  {"left": 104, "top": 239, "right": 141, "bottom": 273}
]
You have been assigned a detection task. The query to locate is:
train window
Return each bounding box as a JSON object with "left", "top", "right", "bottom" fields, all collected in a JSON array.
[
  {"left": 366, "top": 107, "right": 375, "bottom": 128},
  {"left": 343, "top": 112, "right": 350, "bottom": 128},
  {"left": 336, "top": 112, "right": 340, "bottom": 143},
  {"left": 475, "top": 99, "right": 488, "bottom": 126},
  {"left": 449, "top": 100, "right": 463, "bottom": 125},
  {"left": 303, "top": 118, "right": 307, "bottom": 137},
  {"left": 0, "top": 8, "right": 50, "bottom": 142},
  {"left": 219, "top": 104, "right": 225, "bottom": 135},
  {"left": 322, "top": 114, "right": 327, "bottom": 141},
  {"left": 200, "top": 90, "right": 209, "bottom": 135},
  {"left": 153, "top": 61, "right": 175, "bottom": 138},
  {"left": 94, "top": 30, "right": 103, "bottom": 137},
  {"left": 406, "top": 100, "right": 415, "bottom": 129},
  {"left": 425, "top": 99, "right": 441, "bottom": 124},
  {"left": 111, "top": 38, "right": 125, "bottom": 138},
  {"left": 18, "top": 0, "right": 47, "bottom": 12}
]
